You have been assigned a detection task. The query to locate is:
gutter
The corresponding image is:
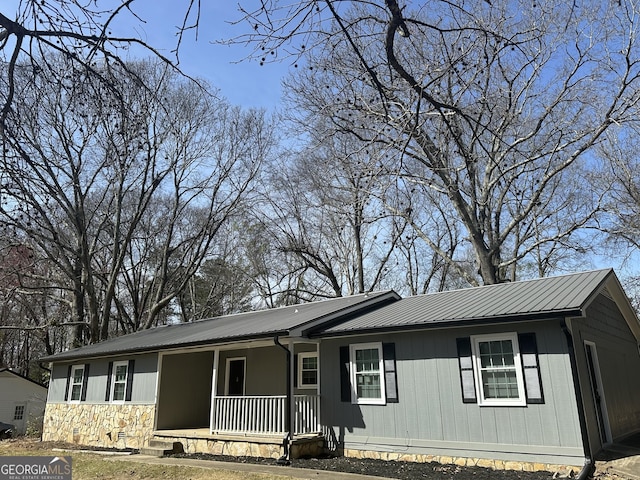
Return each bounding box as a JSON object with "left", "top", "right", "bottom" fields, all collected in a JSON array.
[
  {"left": 561, "top": 319, "right": 595, "bottom": 480},
  {"left": 274, "top": 335, "right": 292, "bottom": 465}
]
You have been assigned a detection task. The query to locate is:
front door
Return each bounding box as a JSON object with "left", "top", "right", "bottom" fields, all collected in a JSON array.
[
  {"left": 226, "top": 358, "right": 246, "bottom": 396},
  {"left": 584, "top": 341, "right": 610, "bottom": 445}
]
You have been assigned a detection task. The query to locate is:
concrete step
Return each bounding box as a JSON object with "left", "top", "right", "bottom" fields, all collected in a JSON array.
[{"left": 140, "top": 440, "right": 184, "bottom": 457}]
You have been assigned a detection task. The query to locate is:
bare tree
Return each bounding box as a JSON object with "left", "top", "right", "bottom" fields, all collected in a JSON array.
[
  {"left": 116, "top": 102, "right": 273, "bottom": 331},
  {"left": 246, "top": 0, "right": 638, "bottom": 284},
  {"left": 597, "top": 128, "right": 640, "bottom": 252},
  {"left": 0, "top": 57, "right": 273, "bottom": 345},
  {"left": 0, "top": 0, "right": 206, "bottom": 127},
  {"left": 260, "top": 129, "right": 415, "bottom": 298},
  {"left": 0, "top": 238, "right": 70, "bottom": 379}
]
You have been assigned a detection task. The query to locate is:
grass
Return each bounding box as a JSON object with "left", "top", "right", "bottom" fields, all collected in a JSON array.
[{"left": 0, "top": 438, "right": 295, "bottom": 480}]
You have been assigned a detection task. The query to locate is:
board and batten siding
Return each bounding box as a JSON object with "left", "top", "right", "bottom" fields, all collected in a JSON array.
[
  {"left": 319, "top": 321, "right": 585, "bottom": 466},
  {"left": 571, "top": 293, "right": 640, "bottom": 451},
  {"left": 47, "top": 353, "right": 158, "bottom": 404}
]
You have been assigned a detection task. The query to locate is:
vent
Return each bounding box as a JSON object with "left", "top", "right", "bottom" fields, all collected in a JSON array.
[
  {"left": 72, "top": 428, "right": 79, "bottom": 435},
  {"left": 117, "top": 432, "right": 126, "bottom": 440}
]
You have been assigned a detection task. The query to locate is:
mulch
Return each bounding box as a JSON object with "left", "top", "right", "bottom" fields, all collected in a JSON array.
[{"left": 171, "top": 452, "right": 561, "bottom": 480}]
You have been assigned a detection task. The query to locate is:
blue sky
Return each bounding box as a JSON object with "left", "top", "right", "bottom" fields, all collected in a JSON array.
[
  {"left": 113, "top": 1, "right": 290, "bottom": 110},
  {"left": 1, "top": 1, "right": 288, "bottom": 110}
]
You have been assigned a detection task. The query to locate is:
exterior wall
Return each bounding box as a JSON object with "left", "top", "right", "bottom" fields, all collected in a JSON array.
[
  {"left": 0, "top": 372, "right": 47, "bottom": 435},
  {"left": 43, "top": 352, "right": 158, "bottom": 448},
  {"left": 319, "top": 321, "right": 586, "bottom": 467},
  {"left": 217, "top": 346, "right": 286, "bottom": 396},
  {"left": 156, "top": 351, "right": 213, "bottom": 429},
  {"left": 569, "top": 293, "right": 640, "bottom": 454},
  {"left": 215, "top": 343, "right": 318, "bottom": 397},
  {"left": 46, "top": 353, "right": 159, "bottom": 404},
  {"left": 42, "top": 402, "right": 155, "bottom": 449}
]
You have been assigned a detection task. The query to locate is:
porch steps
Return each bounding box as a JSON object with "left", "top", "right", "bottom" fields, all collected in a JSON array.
[{"left": 140, "top": 439, "right": 184, "bottom": 457}]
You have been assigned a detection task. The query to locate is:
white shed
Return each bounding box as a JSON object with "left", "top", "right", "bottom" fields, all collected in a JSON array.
[{"left": 0, "top": 368, "right": 47, "bottom": 436}]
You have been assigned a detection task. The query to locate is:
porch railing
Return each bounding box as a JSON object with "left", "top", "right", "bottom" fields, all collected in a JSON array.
[{"left": 211, "top": 394, "right": 320, "bottom": 436}]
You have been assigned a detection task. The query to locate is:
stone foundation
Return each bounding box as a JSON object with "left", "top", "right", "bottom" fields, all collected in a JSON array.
[
  {"left": 42, "top": 403, "right": 155, "bottom": 450},
  {"left": 153, "top": 432, "right": 324, "bottom": 460},
  {"left": 343, "top": 448, "right": 579, "bottom": 476}
]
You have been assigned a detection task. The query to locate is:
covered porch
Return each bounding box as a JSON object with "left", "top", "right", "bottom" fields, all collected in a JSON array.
[
  {"left": 154, "top": 338, "right": 322, "bottom": 446},
  {"left": 212, "top": 393, "right": 320, "bottom": 436}
]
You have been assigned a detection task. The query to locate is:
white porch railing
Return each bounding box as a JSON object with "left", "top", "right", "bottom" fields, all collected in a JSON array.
[{"left": 211, "top": 394, "right": 320, "bottom": 436}]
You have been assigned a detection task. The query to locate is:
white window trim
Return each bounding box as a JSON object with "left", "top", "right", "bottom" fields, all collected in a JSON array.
[
  {"left": 297, "top": 352, "right": 318, "bottom": 389},
  {"left": 110, "top": 361, "right": 129, "bottom": 403},
  {"left": 349, "top": 342, "right": 386, "bottom": 405},
  {"left": 69, "top": 364, "right": 85, "bottom": 403},
  {"left": 224, "top": 357, "right": 246, "bottom": 396},
  {"left": 471, "top": 332, "right": 526, "bottom": 407}
]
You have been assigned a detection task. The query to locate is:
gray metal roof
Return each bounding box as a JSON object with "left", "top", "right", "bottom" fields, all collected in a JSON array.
[
  {"left": 41, "top": 290, "right": 399, "bottom": 362},
  {"left": 314, "top": 269, "right": 615, "bottom": 336}
]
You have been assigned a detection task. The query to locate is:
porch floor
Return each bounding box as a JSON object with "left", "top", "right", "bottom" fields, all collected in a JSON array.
[{"left": 153, "top": 428, "right": 322, "bottom": 443}]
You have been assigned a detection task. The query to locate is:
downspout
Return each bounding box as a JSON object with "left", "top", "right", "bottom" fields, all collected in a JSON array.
[
  {"left": 561, "top": 320, "right": 595, "bottom": 480},
  {"left": 274, "top": 335, "right": 292, "bottom": 465}
]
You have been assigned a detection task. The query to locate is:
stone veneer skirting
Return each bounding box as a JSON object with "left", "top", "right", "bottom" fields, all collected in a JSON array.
[
  {"left": 152, "top": 431, "right": 324, "bottom": 460},
  {"left": 42, "top": 403, "right": 156, "bottom": 450},
  {"left": 343, "top": 448, "right": 579, "bottom": 476}
]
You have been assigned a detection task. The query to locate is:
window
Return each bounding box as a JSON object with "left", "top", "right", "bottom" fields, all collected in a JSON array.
[
  {"left": 13, "top": 405, "right": 25, "bottom": 421},
  {"left": 70, "top": 365, "right": 85, "bottom": 402},
  {"left": 457, "top": 333, "right": 544, "bottom": 406},
  {"left": 349, "top": 342, "right": 386, "bottom": 405},
  {"left": 298, "top": 353, "right": 318, "bottom": 388},
  {"left": 111, "top": 361, "right": 129, "bottom": 402},
  {"left": 471, "top": 333, "right": 526, "bottom": 406},
  {"left": 105, "top": 360, "right": 135, "bottom": 402}
]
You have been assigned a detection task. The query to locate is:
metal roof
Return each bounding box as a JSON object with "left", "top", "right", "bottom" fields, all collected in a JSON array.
[
  {"left": 41, "top": 290, "right": 399, "bottom": 362},
  {"left": 314, "top": 269, "right": 615, "bottom": 336},
  {"left": 42, "top": 269, "right": 635, "bottom": 363}
]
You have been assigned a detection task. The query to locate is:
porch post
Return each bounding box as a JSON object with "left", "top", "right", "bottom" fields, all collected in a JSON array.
[
  {"left": 316, "top": 341, "right": 321, "bottom": 430},
  {"left": 289, "top": 341, "right": 295, "bottom": 436},
  {"left": 274, "top": 336, "right": 293, "bottom": 464},
  {"left": 209, "top": 349, "right": 219, "bottom": 434}
]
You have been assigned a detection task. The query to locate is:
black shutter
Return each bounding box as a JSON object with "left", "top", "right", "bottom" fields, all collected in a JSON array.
[
  {"left": 382, "top": 343, "right": 399, "bottom": 403},
  {"left": 293, "top": 354, "right": 298, "bottom": 388},
  {"left": 80, "top": 364, "right": 90, "bottom": 401},
  {"left": 518, "top": 333, "right": 544, "bottom": 404},
  {"left": 64, "top": 365, "right": 72, "bottom": 401},
  {"left": 125, "top": 359, "right": 135, "bottom": 401},
  {"left": 105, "top": 361, "right": 114, "bottom": 401},
  {"left": 456, "top": 337, "right": 477, "bottom": 403},
  {"left": 339, "top": 346, "right": 351, "bottom": 402}
]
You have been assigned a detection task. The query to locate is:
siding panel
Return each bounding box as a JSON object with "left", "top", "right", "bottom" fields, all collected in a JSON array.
[
  {"left": 320, "top": 321, "right": 584, "bottom": 464},
  {"left": 47, "top": 353, "right": 158, "bottom": 404},
  {"left": 570, "top": 294, "right": 640, "bottom": 451}
]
